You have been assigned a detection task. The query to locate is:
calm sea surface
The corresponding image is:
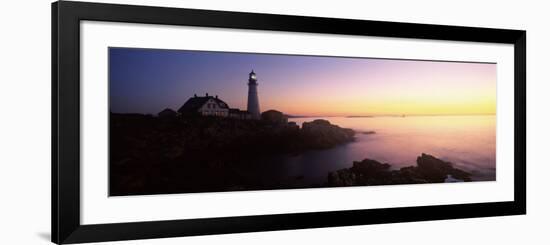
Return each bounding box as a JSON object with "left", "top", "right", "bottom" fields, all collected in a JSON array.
[{"left": 258, "top": 115, "right": 496, "bottom": 185}]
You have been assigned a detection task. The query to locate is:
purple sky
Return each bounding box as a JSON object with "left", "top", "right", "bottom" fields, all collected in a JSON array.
[{"left": 109, "top": 47, "right": 496, "bottom": 116}]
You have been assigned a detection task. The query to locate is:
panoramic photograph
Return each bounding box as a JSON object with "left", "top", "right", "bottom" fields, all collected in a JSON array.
[{"left": 109, "top": 47, "right": 496, "bottom": 196}]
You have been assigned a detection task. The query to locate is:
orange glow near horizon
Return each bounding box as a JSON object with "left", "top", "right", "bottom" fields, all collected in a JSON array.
[
  {"left": 110, "top": 48, "right": 497, "bottom": 116},
  {"left": 258, "top": 62, "right": 496, "bottom": 117}
]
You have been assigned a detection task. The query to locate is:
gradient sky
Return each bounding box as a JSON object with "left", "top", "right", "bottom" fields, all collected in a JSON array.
[{"left": 109, "top": 47, "right": 496, "bottom": 116}]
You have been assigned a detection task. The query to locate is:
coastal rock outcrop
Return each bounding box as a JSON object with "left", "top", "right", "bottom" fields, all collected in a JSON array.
[
  {"left": 301, "top": 119, "right": 355, "bottom": 149},
  {"left": 261, "top": 110, "right": 288, "bottom": 124},
  {"left": 327, "top": 153, "right": 471, "bottom": 187},
  {"left": 110, "top": 113, "right": 356, "bottom": 195},
  {"left": 414, "top": 153, "right": 471, "bottom": 182}
]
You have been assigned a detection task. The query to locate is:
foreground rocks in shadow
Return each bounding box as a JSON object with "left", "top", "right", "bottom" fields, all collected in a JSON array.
[
  {"left": 328, "top": 153, "right": 471, "bottom": 187},
  {"left": 109, "top": 113, "right": 356, "bottom": 195}
]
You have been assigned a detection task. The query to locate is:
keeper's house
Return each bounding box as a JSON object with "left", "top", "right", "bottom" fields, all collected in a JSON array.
[{"left": 178, "top": 93, "right": 251, "bottom": 119}]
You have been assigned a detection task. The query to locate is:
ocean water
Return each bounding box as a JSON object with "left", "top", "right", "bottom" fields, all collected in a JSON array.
[{"left": 269, "top": 115, "right": 496, "bottom": 185}]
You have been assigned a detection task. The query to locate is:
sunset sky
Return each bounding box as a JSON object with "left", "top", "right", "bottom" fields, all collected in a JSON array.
[{"left": 109, "top": 47, "right": 496, "bottom": 116}]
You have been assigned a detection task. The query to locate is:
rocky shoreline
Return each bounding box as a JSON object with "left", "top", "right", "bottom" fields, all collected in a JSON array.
[
  {"left": 110, "top": 113, "right": 472, "bottom": 195},
  {"left": 110, "top": 114, "right": 355, "bottom": 158},
  {"left": 328, "top": 153, "right": 472, "bottom": 187},
  {"left": 109, "top": 113, "right": 356, "bottom": 195}
]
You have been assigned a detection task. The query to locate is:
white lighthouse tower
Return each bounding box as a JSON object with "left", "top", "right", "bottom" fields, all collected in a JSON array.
[{"left": 247, "top": 70, "right": 261, "bottom": 120}]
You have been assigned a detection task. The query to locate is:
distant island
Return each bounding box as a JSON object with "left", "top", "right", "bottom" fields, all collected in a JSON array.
[
  {"left": 285, "top": 114, "right": 311, "bottom": 118},
  {"left": 346, "top": 115, "right": 375, "bottom": 118}
]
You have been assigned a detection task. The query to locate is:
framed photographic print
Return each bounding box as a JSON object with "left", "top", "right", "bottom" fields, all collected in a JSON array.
[{"left": 52, "top": 1, "right": 526, "bottom": 244}]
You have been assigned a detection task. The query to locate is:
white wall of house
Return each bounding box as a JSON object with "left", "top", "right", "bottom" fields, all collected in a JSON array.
[{"left": 198, "top": 98, "right": 229, "bottom": 117}]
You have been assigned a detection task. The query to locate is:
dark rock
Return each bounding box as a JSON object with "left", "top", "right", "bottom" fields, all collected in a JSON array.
[
  {"left": 415, "top": 153, "right": 453, "bottom": 182},
  {"left": 261, "top": 110, "right": 288, "bottom": 124},
  {"left": 415, "top": 153, "right": 472, "bottom": 182},
  {"left": 351, "top": 159, "right": 391, "bottom": 177},
  {"left": 287, "top": 121, "right": 299, "bottom": 130},
  {"left": 328, "top": 169, "right": 358, "bottom": 186},
  {"left": 158, "top": 108, "right": 177, "bottom": 118},
  {"left": 327, "top": 153, "right": 472, "bottom": 187},
  {"left": 110, "top": 113, "right": 356, "bottom": 195},
  {"left": 301, "top": 119, "right": 355, "bottom": 149}
]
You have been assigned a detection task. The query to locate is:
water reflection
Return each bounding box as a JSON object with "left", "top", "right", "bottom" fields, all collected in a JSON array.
[{"left": 277, "top": 115, "right": 496, "bottom": 184}]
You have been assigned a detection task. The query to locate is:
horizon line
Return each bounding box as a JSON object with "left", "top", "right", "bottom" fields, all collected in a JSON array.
[
  {"left": 287, "top": 113, "right": 496, "bottom": 118},
  {"left": 110, "top": 109, "right": 496, "bottom": 118}
]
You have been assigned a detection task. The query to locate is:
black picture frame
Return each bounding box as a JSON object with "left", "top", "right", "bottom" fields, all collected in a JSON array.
[{"left": 52, "top": 1, "right": 526, "bottom": 244}]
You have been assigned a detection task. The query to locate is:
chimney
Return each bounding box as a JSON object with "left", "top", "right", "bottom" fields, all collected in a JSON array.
[
  {"left": 194, "top": 94, "right": 197, "bottom": 97},
  {"left": 215, "top": 95, "right": 218, "bottom": 99},
  {"left": 206, "top": 93, "right": 209, "bottom": 97}
]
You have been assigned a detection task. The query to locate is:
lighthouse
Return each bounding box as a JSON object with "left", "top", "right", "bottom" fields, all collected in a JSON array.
[{"left": 247, "top": 70, "right": 261, "bottom": 120}]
